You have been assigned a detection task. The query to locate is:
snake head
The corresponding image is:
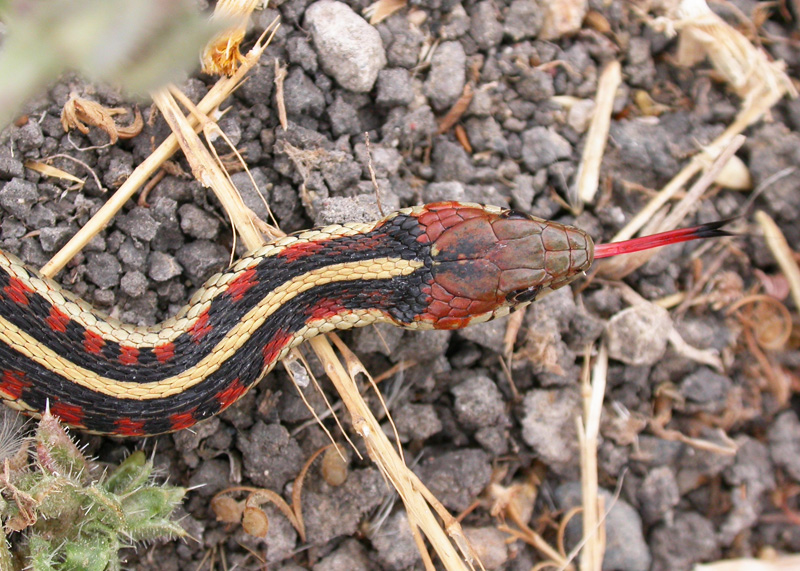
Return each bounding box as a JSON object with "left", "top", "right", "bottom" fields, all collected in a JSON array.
[{"left": 417, "top": 204, "right": 594, "bottom": 329}]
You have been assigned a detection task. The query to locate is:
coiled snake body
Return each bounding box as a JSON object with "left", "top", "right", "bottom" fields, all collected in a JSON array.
[{"left": 0, "top": 202, "right": 592, "bottom": 435}]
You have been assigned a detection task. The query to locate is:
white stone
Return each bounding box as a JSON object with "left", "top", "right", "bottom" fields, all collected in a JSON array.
[{"left": 305, "top": 1, "right": 387, "bottom": 93}]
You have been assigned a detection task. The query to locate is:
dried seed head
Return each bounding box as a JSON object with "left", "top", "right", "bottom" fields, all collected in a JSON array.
[
  {"left": 242, "top": 506, "right": 269, "bottom": 538},
  {"left": 321, "top": 446, "right": 349, "bottom": 487},
  {"left": 211, "top": 495, "right": 244, "bottom": 524}
]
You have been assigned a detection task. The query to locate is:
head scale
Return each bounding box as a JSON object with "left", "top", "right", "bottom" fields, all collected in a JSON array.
[{"left": 416, "top": 204, "right": 594, "bottom": 329}]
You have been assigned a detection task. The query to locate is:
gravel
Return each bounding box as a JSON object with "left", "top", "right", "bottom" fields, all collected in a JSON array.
[
  {"left": 650, "top": 512, "right": 720, "bottom": 571},
  {"left": 415, "top": 449, "right": 492, "bottom": 512},
  {"left": 605, "top": 303, "right": 673, "bottom": 366},
  {"left": 768, "top": 411, "right": 800, "bottom": 482},
  {"left": 1, "top": 1, "right": 797, "bottom": 568},
  {"left": 424, "top": 41, "right": 466, "bottom": 112},
  {"left": 451, "top": 374, "right": 505, "bottom": 430},
  {"left": 369, "top": 511, "right": 420, "bottom": 570},
  {"left": 520, "top": 387, "right": 579, "bottom": 474},
  {"left": 521, "top": 126, "right": 571, "bottom": 171},
  {"left": 0, "top": 177, "right": 38, "bottom": 219}
]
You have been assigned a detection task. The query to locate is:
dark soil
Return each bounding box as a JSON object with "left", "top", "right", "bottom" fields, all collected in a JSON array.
[{"left": 2, "top": 0, "right": 800, "bottom": 569}]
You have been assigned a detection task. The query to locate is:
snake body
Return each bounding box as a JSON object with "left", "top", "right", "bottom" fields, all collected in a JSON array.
[{"left": 0, "top": 202, "right": 592, "bottom": 435}]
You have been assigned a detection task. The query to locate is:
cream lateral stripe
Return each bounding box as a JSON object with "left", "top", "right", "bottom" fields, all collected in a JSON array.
[
  {"left": 0, "top": 223, "right": 377, "bottom": 346},
  {"left": 0, "top": 257, "right": 422, "bottom": 400}
]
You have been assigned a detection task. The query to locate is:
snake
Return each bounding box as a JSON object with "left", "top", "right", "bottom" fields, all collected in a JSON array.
[{"left": 0, "top": 201, "right": 725, "bottom": 436}]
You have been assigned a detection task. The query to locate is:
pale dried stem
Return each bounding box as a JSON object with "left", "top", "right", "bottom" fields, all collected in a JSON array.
[
  {"left": 576, "top": 343, "right": 607, "bottom": 571},
  {"left": 755, "top": 211, "right": 800, "bottom": 312},
  {"left": 311, "top": 337, "right": 478, "bottom": 571},
  {"left": 695, "top": 554, "right": 800, "bottom": 570},
  {"left": 275, "top": 59, "right": 288, "bottom": 130},
  {"left": 151, "top": 88, "right": 262, "bottom": 248},
  {"left": 575, "top": 60, "right": 621, "bottom": 210}
]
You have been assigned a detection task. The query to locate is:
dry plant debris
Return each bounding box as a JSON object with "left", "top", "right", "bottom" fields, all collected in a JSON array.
[{"left": 60, "top": 96, "right": 143, "bottom": 145}]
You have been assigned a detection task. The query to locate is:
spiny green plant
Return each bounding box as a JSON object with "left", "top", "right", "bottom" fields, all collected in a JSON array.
[{"left": 0, "top": 410, "right": 185, "bottom": 571}]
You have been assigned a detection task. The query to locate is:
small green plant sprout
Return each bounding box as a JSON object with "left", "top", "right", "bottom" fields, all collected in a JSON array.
[{"left": 0, "top": 409, "right": 186, "bottom": 571}]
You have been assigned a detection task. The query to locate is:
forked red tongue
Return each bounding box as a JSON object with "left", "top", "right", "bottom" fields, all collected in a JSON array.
[{"left": 594, "top": 220, "right": 733, "bottom": 259}]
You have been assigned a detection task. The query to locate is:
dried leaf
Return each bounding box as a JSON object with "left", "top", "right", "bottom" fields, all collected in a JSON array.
[
  {"left": 61, "top": 96, "right": 142, "bottom": 144},
  {"left": 24, "top": 161, "right": 84, "bottom": 187},
  {"left": 655, "top": 0, "right": 797, "bottom": 114},
  {"left": 364, "top": 0, "right": 407, "bottom": 25},
  {"left": 539, "top": 0, "right": 588, "bottom": 40},
  {"left": 241, "top": 505, "right": 269, "bottom": 538}
]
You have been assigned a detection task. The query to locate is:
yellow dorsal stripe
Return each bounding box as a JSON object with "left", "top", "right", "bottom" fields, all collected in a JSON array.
[{"left": 0, "top": 257, "right": 422, "bottom": 400}]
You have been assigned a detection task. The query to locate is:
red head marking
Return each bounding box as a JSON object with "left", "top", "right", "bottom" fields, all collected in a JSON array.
[{"left": 419, "top": 207, "right": 593, "bottom": 328}]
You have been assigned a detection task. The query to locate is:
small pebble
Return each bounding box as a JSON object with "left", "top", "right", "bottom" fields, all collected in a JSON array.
[
  {"left": 520, "top": 388, "right": 579, "bottom": 474},
  {"left": 178, "top": 203, "right": 220, "bottom": 240},
  {"left": 605, "top": 303, "right": 672, "bottom": 366},
  {"left": 415, "top": 449, "right": 492, "bottom": 511},
  {"left": 148, "top": 251, "right": 183, "bottom": 282},
  {"left": 85, "top": 252, "right": 122, "bottom": 289},
  {"left": 521, "top": 126, "right": 571, "bottom": 171},
  {"left": 424, "top": 41, "right": 466, "bottom": 112},
  {"left": 557, "top": 482, "right": 651, "bottom": 571},
  {"left": 0, "top": 178, "right": 38, "bottom": 219},
  {"left": 305, "top": 1, "right": 386, "bottom": 92},
  {"left": 451, "top": 375, "right": 504, "bottom": 430}
]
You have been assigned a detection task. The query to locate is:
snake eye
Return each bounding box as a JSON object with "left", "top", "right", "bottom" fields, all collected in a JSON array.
[
  {"left": 509, "top": 286, "right": 541, "bottom": 304},
  {"left": 501, "top": 209, "right": 531, "bottom": 220}
]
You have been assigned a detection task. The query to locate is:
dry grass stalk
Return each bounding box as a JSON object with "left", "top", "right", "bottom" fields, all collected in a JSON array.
[
  {"left": 201, "top": 0, "right": 261, "bottom": 76},
  {"left": 151, "top": 87, "right": 263, "bottom": 248},
  {"left": 665, "top": 0, "right": 797, "bottom": 114},
  {"left": 311, "top": 337, "right": 480, "bottom": 571},
  {"left": 576, "top": 344, "right": 607, "bottom": 571},
  {"left": 755, "top": 211, "right": 800, "bottom": 313},
  {"left": 609, "top": 0, "right": 795, "bottom": 257},
  {"left": 574, "top": 60, "right": 621, "bottom": 211},
  {"left": 275, "top": 59, "right": 289, "bottom": 130}
]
